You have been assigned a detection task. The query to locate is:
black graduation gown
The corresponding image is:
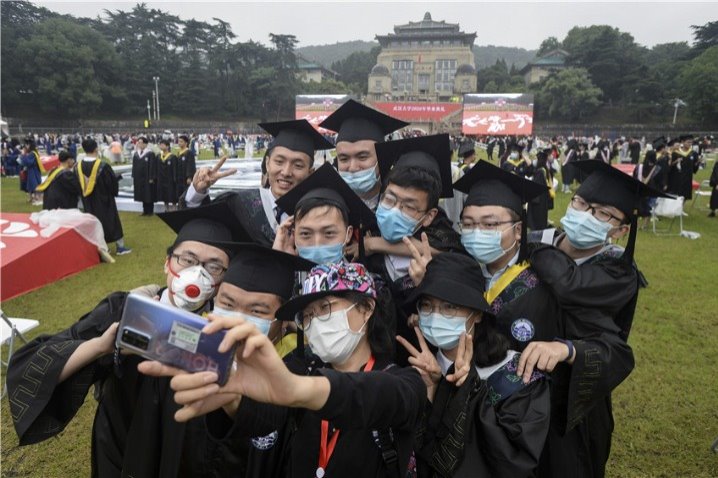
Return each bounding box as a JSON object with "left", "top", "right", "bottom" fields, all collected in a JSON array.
[
  {"left": 179, "top": 188, "right": 276, "bottom": 247},
  {"left": 527, "top": 166, "right": 550, "bottom": 230},
  {"left": 157, "top": 153, "right": 181, "bottom": 203},
  {"left": 41, "top": 168, "right": 80, "bottom": 210},
  {"left": 710, "top": 161, "right": 718, "bottom": 210},
  {"left": 77, "top": 160, "right": 124, "bottom": 243},
  {"left": 6, "top": 291, "right": 247, "bottom": 478},
  {"left": 132, "top": 150, "right": 158, "bottom": 203},
  {"left": 208, "top": 358, "right": 425, "bottom": 478},
  {"left": 667, "top": 150, "right": 695, "bottom": 199},
  {"left": 561, "top": 150, "right": 577, "bottom": 186},
  {"left": 177, "top": 149, "right": 196, "bottom": 193},
  {"left": 527, "top": 236, "right": 637, "bottom": 478},
  {"left": 416, "top": 355, "right": 550, "bottom": 478}
]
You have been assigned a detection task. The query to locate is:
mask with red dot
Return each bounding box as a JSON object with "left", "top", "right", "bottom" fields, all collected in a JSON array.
[{"left": 168, "top": 264, "right": 216, "bottom": 311}]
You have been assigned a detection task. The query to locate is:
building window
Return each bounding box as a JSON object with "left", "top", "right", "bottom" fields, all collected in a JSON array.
[
  {"left": 392, "top": 60, "right": 414, "bottom": 93},
  {"left": 462, "top": 79, "right": 470, "bottom": 90},
  {"left": 435, "top": 59, "right": 457, "bottom": 92},
  {"left": 375, "top": 79, "right": 382, "bottom": 89},
  {"left": 418, "top": 73, "right": 430, "bottom": 94}
]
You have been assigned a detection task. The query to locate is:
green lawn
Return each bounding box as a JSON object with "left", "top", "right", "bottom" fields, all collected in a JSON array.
[{"left": 1, "top": 157, "right": 717, "bottom": 477}]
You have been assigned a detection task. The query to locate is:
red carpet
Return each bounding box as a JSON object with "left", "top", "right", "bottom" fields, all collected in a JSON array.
[{"left": 1, "top": 213, "right": 100, "bottom": 301}]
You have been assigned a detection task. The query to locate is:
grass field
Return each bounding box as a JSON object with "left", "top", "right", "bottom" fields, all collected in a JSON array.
[{"left": 1, "top": 155, "right": 717, "bottom": 477}]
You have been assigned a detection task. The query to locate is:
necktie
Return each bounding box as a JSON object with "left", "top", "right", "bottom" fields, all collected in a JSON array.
[{"left": 274, "top": 206, "right": 283, "bottom": 224}]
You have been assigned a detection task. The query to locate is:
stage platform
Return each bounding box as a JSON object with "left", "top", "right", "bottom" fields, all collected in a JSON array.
[{"left": 1, "top": 213, "right": 100, "bottom": 301}]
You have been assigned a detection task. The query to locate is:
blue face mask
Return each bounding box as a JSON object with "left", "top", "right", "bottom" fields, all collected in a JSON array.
[
  {"left": 418, "top": 311, "right": 473, "bottom": 350},
  {"left": 297, "top": 242, "right": 345, "bottom": 265},
  {"left": 376, "top": 204, "right": 421, "bottom": 243},
  {"left": 212, "top": 306, "right": 274, "bottom": 336},
  {"left": 560, "top": 207, "right": 613, "bottom": 249},
  {"left": 461, "top": 226, "right": 516, "bottom": 265},
  {"left": 339, "top": 165, "right": 379, "bottom": 195}
]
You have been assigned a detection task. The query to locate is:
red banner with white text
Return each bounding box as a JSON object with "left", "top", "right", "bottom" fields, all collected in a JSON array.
[{"left": 372, "top": 102, "right": 463, "bottom": 123}]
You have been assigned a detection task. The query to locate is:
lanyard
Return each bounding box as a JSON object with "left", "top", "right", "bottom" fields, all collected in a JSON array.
[{"left": 315, "top": 355, "right": 375, "bottom": 478}]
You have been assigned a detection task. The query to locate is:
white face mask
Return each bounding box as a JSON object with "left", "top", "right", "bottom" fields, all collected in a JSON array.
[
  {"left": 305, "top": 304, "right": 365, "bottom": 365},
  {"left": 169, "top": 264, "right": 216, "bottom": 311}
]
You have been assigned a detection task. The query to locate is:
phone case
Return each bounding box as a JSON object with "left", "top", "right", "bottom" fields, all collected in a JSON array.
[{"left": 116, "top": 293, "right": 236, "bottom": 385}]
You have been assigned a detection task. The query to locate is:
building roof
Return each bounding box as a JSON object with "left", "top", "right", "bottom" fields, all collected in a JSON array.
[
  {"left": 370, "top": 64, "right": 390, "bottom": 76},
  {"left": 520, "top": 49, "right": 569, "bottom": 74},
  {"left": 296, "top": 55, "right": 340, "bottom": 77},
  {"left": 375, "top": 12, "right": 476, "bottom": 47},
  {"left": 456, "top": 63, "right": 476, "bottom": 75}
]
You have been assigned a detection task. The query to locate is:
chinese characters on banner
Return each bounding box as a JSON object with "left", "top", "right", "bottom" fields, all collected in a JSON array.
[
  {"left": 372, "top": 102, "right": 463, "bottom": 122},
  {"left": 462, "top": 94, "right": 534, "bottom": 135},
  {"left": 295, "top": 94, "right": 352, "bottom": 133}
]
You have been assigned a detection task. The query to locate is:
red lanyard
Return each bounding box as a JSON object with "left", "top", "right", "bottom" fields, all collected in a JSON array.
[{"left": 316, "top": 355, "right": 375, "bottom": 478}]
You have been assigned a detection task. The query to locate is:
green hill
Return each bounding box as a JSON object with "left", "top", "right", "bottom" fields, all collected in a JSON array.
[{"left": 473, "top": 45, "right": 537, "bottom": 70}]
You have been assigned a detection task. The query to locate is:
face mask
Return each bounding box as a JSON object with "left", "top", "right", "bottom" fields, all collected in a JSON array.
[
  {"left": 560, "top": 207, "right": 613, "bottom": 249},
  {"left": 418, "top": 312, "right": 473, "bottom": 350},
  {"left": 376, "top": 204, "right": 421, "bottom": 243},
  {"left": 339, "top": 165, "right": 379, "bottom": 194},
  {"left": 297, "top": 242, "right": 345, "bottom": 265},
  {"left": 461, "top": 225, "right": 516, "bottom": 265},
  {"left": 169, "top": 264, "right": 216, "bottom": 311},
  {"left": 510, "top": 152, "right": 519, "bottom": 160},
  {"left": 212, "top": 306, "right": 274, "bottom": 336},
  {"left": 305, "top": 304, "right": 365, "bottom": 365}
]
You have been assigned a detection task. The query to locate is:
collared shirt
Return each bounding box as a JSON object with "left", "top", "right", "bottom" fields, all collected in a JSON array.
[
  {"left": 479, "top": 251, "right": 520, "bottom": 292},
  {"left": 436, "top": 348, "right": 518, "bottom": 380},
  {"left": 553, "top": 232, "right": 613, "bottom": 266}
]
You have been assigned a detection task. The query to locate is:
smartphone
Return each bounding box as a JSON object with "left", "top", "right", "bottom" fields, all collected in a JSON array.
[{"left": 116, "top": 293, "right": 236, "bottom": 385}]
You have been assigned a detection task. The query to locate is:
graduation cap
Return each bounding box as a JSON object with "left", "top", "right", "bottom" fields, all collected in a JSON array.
[
  {"left": 319, "top": 99, "right": 408, "bottom": 143},
  {"left": 458, "top": 140, "right": 476, "bottom": 159},
  {"left": 652, "top": 136, "right": 667, "bottom": 150},
  {"left": 678, "top": 134, "right": 695, "bottom": 143},
  {"left": 158, "top": 202, "right": 252, "bottom": 255},
  {"left": 258, "top": 119, "right": 334, "bottom": 158},
  {"left": 573, "top": 160, "right": 673, "bottom": 262},
  {"left": 376, "top": 134, "right": 454, "bottom": 198},
  {"left": 404, "top": 252, "right": 490, "bottom": 314},
  {"left": 222, "top": 244, "right": 314, "bottom": 301},
  {"left": 453, "top": 160, "right": 548, "bottom": 261},
  {"left": 275, "top": 162, "right": 378, "bottom": 230}
]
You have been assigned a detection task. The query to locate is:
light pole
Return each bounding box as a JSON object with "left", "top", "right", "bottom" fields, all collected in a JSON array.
[
  {"left": 152, "top": 90, "right": 157, "bottom": 120},
  {"left": 672, "top": 98, "right": 686, "bottom": 126},
  {"left": 147, "top": 99, "right": 151, "bottom": 123},
  {"left": 153, "top": 76, "right": 160, "bottom": 121}
]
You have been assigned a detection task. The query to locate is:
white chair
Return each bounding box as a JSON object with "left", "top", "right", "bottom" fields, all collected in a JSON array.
[
  {"left": 652, "top": 196, "right": 685, "bottom": 235},
  {"left": 1, "top": 311, "right": 40, "bottom": 398},
  {"left": 691, "top": 180, "right": 713, "bottom": 210}
]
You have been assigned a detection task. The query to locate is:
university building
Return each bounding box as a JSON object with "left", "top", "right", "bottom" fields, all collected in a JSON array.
[{"left": 368, "top": 12, "right": 477, "bottom": 102}]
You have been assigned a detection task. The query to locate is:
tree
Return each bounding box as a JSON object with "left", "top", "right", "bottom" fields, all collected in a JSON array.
[
  {"left": 534, "top": 68, "right": 602, "bottom": 121},
  {"left": 536, "top": 36, "right": 562, "bottom": 57},
  {"left": 562, "top": 25, "right": 646, "bottom": 104},
  {"left": 14, "top": 17, "right": 125, "bottom": 117},
  {"left": 690, "top": 21, "right": 718, "bottom": 56},
  {"left": 331, "top": 46, "right": 381, "bottom": 94},
  {"left": 677, "top": 45, "right": 718, "bottom": 124}
]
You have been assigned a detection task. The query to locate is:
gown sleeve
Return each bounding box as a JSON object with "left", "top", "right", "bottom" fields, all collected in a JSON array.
[
  {"left": 6, "top": 292, "right": 128, "bottom": 445},
  {"left": 317, "top": 365, "right": 425, "bottom": 432}
]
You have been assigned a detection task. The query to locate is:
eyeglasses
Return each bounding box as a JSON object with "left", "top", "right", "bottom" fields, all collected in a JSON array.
[
  {"left": 570, "top": 196, "right": 623, "bottom": 224},
  {"left": 458, "top": 220, "right": 517, "bottom": 232},
  {"left": 417, "top": 299, "right": 464, "bottom": 318},
  {"left": 171, "top": 254, "right": 227, "bottom": 276},
  {"left": 297, "top": 299, "right": 353, "bottom": 331},
  {"left": 379, "top": 193, "right": 427, "bottom": 218}
]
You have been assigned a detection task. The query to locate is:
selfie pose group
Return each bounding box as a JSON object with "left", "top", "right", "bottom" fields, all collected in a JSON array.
[{"left": 7, "top": 100, "right": 667, "bottom": 478}]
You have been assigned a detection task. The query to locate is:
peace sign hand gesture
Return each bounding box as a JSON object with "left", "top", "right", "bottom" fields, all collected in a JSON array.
[
  {"left": 396, "top": 324, "right": 442, "bottom": 402},
  {"left": 445, "top": 332, "right": 473, "bottom": 387},
  {"left": 403, "top": 232, "right": 432, "bottom": 287},
  {"left": 192, "top": 156, "right": 237, "bottom": 193}
]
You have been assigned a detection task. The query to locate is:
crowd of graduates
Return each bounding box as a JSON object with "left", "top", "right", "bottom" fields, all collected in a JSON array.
[{"left": 4, "top": 100, "right": 717, "bottom": 478}]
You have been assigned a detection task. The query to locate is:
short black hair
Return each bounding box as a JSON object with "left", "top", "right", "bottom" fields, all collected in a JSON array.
[
  {"left": 344, "top": 289, "right": 395, "bottom": 362},
  {"left": 295, "top": 197, "right": 349, "bottom": 227},
  {"left": 137, "top": 136, "right": 148, "bottom": 144},
  {"left": 159, "top": 139, "right": 170, "bottom": 147},
  {"left": 472, "top": 313, "right": 510, "bottom": 368},
  {"left": 82, "top": 138, "right": 98, "bottom": 153},
  {"left": 385, "top": 166, "right": 441, "bottom": 209},
  {"left": 58, "top": 151, "right": 72, "bottom": 162},
  {"left": 179, "top": 135, "right": 190, "bottom": 143}
]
